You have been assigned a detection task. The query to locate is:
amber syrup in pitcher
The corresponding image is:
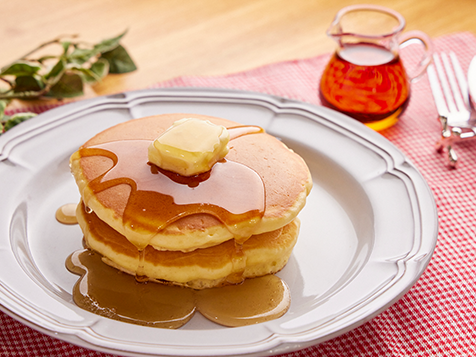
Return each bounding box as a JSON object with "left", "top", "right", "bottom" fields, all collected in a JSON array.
[{"left": 319, "top": 43, "right": 411, "bottom": 130}]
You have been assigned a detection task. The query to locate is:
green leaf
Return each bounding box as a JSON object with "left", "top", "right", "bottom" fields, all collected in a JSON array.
[
  {"left": 0, "top": 61, "right": 41, "bottom": 76},
  {"left": 37, "top": 55, "right": 59, "bottom": 64},
  {"left": 61, "top": 41, "right": 71, "bottom": 55},
  {"left": 68, "top": 47, "right": 97, "bottom": 65},
  {"left": 100, "top": 45, "right": 137, "bottom": 73},
  {"left": 46, "top": 72, "right": 84, "bottom": 98},
  {"left": 70, "top": 58, "right": 109, "bottom": 84},
  {"left": 90, "top": 58, "right": 109, "bottom": 80},
  {"left": 14, "top": 75, "right": 45, "bottom": 93},
  {"left": 93, "top": 30, "right": 128, "bottom": 54},
  {"left": 68, "top": 64, "right": 100, "bottom": 83},
  {"left": 2, "top": 112, "right": 37, "bottom": 133},
  {"left": 0, "top": 100, "right": 8, "bottom": 121},
  {"left": 45, "top": 58, "right": 66, "bottom": 81}
]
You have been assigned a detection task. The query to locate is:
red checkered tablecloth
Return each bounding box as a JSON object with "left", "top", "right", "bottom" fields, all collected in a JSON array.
[{"left": 2, "top": 32, "right": 476, "bottom": 357}]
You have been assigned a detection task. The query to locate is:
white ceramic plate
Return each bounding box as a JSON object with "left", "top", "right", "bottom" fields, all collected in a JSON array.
[{"left": 0, "top": 88, "right": 438, "bottom": 357}]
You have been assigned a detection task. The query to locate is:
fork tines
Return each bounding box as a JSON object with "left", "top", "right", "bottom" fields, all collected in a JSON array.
[{"left": 433, "top": 52, "right": 470, "bottom": 116}]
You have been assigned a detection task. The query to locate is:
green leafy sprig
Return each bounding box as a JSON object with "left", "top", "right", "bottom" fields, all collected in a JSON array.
[{"left": 0, "top": 30, "right": 137, "bottom": 134}]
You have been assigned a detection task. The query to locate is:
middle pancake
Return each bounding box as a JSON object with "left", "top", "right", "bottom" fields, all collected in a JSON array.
[{"left": 77, "top": 202, "right": 300, "bottom": 289}]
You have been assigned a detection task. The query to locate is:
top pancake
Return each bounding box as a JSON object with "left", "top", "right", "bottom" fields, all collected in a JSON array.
[{"left": 70, "top": 113, "right": 312, "bottom": 251}]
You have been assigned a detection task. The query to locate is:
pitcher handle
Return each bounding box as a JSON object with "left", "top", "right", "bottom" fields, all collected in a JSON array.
[{"left": 399, "top": 30, "right": 434, "bottom": 82}]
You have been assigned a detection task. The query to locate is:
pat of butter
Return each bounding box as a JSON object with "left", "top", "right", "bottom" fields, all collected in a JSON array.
[{"left": 148, "top": 118, "right": 230, "bottom": 176}]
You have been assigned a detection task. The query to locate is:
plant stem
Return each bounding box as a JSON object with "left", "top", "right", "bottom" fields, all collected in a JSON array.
[
  {"left": 0, "top": 88, "right": 50, "bottom": 100},
  {"left": 19, "top": 34, "right": 79, "bottom": 61},
  {"left": 0, "top": 77, "right": 12, "bottom": 86}
]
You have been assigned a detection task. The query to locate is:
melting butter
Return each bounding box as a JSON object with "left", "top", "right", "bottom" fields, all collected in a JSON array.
[{"left": 148, "top": 118, "right": 230, "bottom": 176}]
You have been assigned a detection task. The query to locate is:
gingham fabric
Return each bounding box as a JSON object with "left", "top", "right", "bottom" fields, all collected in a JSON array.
[{"left": 2, "top": 32, "right": 476, "bottom": 357}]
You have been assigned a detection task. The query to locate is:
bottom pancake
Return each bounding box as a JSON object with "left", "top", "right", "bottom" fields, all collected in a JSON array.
[{"left": 76, "top": 202, "right": 299, "bottom": 289}]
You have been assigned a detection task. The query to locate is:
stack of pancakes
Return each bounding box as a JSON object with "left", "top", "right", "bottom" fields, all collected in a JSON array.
[{"left": 70, "top": 113, "right": 312, "bottom": 289}]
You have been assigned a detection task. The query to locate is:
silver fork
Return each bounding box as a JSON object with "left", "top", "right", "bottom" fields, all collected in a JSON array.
[{"left": 428, "top": 52, "right": 474, "bottom": 168}]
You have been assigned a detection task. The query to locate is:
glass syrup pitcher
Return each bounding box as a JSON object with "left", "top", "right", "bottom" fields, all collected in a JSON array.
[{"left": 319, "top": 4, "right": 433, "bottom": 131}]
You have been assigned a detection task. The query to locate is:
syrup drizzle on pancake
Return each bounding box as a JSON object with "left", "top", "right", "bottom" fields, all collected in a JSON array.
[{"left": 77, "top": 125, "right": 265, "bottom": 246}]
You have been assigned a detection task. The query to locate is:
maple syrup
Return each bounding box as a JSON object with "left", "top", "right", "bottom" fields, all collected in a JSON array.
[
  {"left": 55, "top": 203, "right": 78, "bottom": 225},
  {"left": 66, "top": 249, "right": 196, "bottom": 328},
  {"left": 196, "top": 273, "right": 290, "bottom": 327},
  {"left": 319, "top": 43, "right": 410, "bottom": 129},
  {"left": 66, "top": 249, "right": 290, "bottom": 328}
]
